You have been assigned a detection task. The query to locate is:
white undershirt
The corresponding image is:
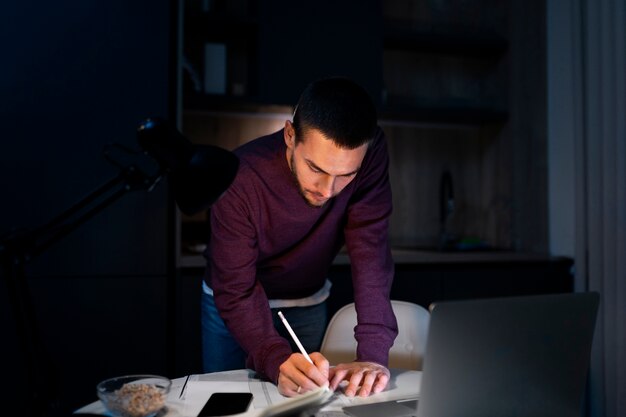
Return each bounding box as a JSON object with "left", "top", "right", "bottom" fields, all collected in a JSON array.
[{"left": 202, "top": 279, "right": 332, "bottom": 309}]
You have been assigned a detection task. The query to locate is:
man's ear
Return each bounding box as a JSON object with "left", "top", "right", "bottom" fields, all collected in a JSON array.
[{"left": 284, "top": 120, "right": 295, "bottom": 149}]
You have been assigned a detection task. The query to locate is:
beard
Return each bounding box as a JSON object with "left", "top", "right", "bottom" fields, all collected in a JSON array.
[{"left": 289, "top": 152, "right": 327, "bottom": 208}]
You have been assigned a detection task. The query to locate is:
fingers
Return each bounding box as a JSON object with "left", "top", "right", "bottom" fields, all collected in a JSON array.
[
  {"left": 277, "top": 372, "right": 301, "bottom": 396},
  {"left": 355, "top": 370, "right": 378, "bottom": 397},
  {"left": 344, "top": 369, "right": 365, "bottom": 397},
  {"left": 310, "top": 352, "right": 330, "bottom": 382},
  {"left": 329, "top": 367, "right": 349, "bottom": 391},
  {"left": 371, "top": 372, "right": 390, "bottom": 394},
  {"left": 327, "top": 362, "right": 391, "bottom": 397},
  {"left": 277, "top": 353, "right": 330, "bottom": 397}
]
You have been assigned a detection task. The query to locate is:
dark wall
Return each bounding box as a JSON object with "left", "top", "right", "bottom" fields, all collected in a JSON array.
[{"left": 0, "top": 1, "right": 174, "bottom": 415}]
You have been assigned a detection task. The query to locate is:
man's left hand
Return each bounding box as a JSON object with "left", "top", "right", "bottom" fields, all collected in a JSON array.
[{"left": 328, "top": 361, "right": 390, "bottom": 397}]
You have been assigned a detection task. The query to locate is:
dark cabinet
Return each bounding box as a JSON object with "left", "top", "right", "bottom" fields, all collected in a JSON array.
[
  {"left": 327, "top": 256, "right": 574, "bottom": 317},
  {"left": 183, "top": 0, "right": 260, "bottom": 104}
]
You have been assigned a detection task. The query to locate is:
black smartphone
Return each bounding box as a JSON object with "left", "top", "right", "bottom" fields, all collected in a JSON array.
[{"left": 198, "top": 392, "right": 253, "bottom": 417}]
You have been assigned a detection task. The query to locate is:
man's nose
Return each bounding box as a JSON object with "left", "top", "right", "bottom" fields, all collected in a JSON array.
[{"left": 318, "top": 175, "right": 336, "bottom": 198}]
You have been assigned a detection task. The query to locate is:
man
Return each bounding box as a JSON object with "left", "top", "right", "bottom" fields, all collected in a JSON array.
[{"left": 202, "top": 77, "right": 398, "bottom": 398}]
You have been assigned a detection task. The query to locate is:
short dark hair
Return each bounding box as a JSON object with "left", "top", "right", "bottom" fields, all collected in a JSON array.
[{"left": 292, "top": 77, "right": 377, "bottom": 149}]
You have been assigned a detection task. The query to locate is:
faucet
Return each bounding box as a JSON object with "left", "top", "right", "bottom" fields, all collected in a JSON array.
[{"left": 439, "top": 170, "right": 455, "bottom": 250}]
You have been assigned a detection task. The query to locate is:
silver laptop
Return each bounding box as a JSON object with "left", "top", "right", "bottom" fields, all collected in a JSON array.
[{"left": 344, "top": 292, "right": 599, "bottom": 417}]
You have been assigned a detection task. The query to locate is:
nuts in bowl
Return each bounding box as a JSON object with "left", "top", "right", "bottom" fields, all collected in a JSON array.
[{"left": 97, "top": 375, "right": 171, "bottom": 417}]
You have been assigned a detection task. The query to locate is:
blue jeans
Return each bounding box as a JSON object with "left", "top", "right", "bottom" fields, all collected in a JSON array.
[{"left": 201, "top": 290, "right": 328, "bottom": 373}]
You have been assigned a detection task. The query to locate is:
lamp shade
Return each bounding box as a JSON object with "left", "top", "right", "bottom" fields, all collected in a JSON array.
[{"left": 137, "top": 118, "right": 238, "bottom": 215}]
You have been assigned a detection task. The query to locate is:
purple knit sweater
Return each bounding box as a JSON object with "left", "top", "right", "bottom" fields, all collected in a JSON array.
[{"left": 205, "top": 127, "right": 398, "bottom": 383}]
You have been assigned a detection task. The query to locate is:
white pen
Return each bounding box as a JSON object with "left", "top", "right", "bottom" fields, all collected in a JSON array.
[{"left": 277, "top": 311, "right": 314, "bottom": 364}]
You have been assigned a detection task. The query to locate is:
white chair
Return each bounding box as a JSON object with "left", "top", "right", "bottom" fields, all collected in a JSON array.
[{"left": 320, "top": 300, "right": 430, "bottom": 370}]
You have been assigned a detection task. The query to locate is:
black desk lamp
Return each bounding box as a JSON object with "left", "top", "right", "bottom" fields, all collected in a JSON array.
[
  {"left": 0, "top": 118, "right": 238, "bottom": 416},
  {"left": 137, "top": 117, "right": 238, "bottom": 215}
]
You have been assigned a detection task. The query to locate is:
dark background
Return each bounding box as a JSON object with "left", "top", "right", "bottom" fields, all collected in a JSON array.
[
  {"left": 0, "top": 1, "right": 174, "bottom": 415},
  {"left": 0, "top": 0, "right": 590, "bottom": 416}
]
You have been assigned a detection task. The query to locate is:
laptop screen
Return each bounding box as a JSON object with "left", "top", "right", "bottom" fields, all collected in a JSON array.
[{"left": 416, "top": 292, "right": 599, "bottom": 417}]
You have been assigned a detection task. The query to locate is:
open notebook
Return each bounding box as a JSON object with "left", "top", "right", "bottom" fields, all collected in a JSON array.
[{"left": 344, "top": 292, "right": 599, "bottom": 417}]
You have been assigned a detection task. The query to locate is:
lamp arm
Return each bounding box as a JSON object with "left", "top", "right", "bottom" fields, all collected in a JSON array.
[{"left": 1, "top": 164, "right": 162, "bottom": 264}]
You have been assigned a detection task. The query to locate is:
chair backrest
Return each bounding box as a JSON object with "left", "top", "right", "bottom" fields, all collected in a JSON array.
[{"left": 320, "top": 300, "right": 430, "bottom": 370}]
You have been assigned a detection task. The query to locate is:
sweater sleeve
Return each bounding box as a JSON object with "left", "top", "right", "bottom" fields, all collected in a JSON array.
[
  {"left": 344, "top": 127, "right": 398, "bottom": 366},
  {"left": 209, "top": 167, "right": 292, "bottom": 383}
]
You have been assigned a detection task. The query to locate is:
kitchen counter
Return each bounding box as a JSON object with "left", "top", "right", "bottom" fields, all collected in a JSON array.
[
  {"left": 333, "top": 248, "right": 570, "bottom": 265},
  {"left": 181, "top": 248, "right": 570, "bottom": 268},
  {"left": 181, "top": 249, "right": 566, "bottom": 268}
]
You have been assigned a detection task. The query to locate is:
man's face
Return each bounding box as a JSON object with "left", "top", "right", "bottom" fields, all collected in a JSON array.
[{"left": 284, "top": 121, "right": 368, "bottom": 207}]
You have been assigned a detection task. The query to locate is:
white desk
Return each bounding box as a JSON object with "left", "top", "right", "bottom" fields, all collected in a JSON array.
[{"left": 75, "top": 369, "right": 421, "bottom": 417}]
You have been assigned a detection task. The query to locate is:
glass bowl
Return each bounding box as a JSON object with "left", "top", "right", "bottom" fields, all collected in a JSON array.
[{"left": 96, "top": 374, "right": 171, "bottom": 417}]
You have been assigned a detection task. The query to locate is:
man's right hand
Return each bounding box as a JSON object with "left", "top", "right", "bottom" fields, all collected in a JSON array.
[{"left": 277, "top": 352, "right": 330, "bottom": 396}]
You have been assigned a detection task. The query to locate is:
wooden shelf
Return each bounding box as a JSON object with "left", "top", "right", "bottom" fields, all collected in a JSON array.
[
  {"left": 383, "top": 20, "right": 508, "bottom": 57},
  {"left": 184, "top": 93, "right": 506, "bottom": 126},
  {"left": 380, "top": 96, "right": 507, "bottom": 126},
  {"left": 381, "top": 20, "right": 508, "bottom": 126},
  {"left": 183, "top": 91, "right": 297, "bottom": 113}
]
